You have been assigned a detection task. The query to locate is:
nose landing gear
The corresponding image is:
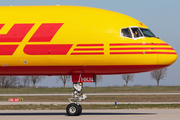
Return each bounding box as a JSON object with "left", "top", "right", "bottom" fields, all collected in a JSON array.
[{"left": 66, "top": 82, "right": 86, "bottom": 116}]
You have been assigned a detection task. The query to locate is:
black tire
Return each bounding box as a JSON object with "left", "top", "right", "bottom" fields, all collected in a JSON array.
[
  {"left": 66, "top": 103, "right": 79, "bottom": 116},
  {"left": 77, "top": 104, "right": 82, "bottom": 115}
]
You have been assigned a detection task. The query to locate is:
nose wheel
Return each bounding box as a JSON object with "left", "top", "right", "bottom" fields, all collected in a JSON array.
[{"left": 66, "top": 103, "right": 82, "bottom": 116}]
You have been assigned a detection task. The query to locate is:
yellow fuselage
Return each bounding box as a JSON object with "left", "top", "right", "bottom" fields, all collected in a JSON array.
[{"left": 0, "top": 6, "right": 177, "bottom": 75}]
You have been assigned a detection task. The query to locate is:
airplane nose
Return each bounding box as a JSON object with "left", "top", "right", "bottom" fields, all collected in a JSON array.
[{"left": 157, "top": 42, "right": 177, "bottom": 68}]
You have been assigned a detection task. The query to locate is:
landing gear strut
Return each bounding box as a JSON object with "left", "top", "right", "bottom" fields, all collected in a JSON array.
[{"left": 66, "top": 82, "right": 86, "bottom": 116}]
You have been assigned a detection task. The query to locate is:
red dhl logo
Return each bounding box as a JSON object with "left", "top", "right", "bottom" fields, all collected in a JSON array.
[{"left": 0, "top": 23, "right": 105, "bottom": 56}]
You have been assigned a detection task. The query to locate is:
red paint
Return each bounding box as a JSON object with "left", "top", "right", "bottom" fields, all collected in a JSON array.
[
  {"left": 157, "top": 52, "right": 177, "bottom": 54},
  {"left": 24, "top": 44, "right": 72, "bottom": 55},
  {"left": 0, "top": 24, "right": 34, "bottom": 42},
  {"left": 0, "top": 24, "right": 4, "bottom": 30},
  {"left": 74, "top": 48, "right": 104, "bottom": 51},
  {"left": 139, "top": 23, "right": 145, "bottom": 26},
  {"left": 110, "top": 52, "right": 176, "bottom": 55},
  {"left": 29, "top": 23, "right": 64, "bottom": 42},
  {"left": 158, "top": 47, "right": 174, "bottom": 50},
  {"left": 110, "top": 43, "right": 169, "bottom": 46},
  {"left": 72, "top": 75, "right": 94, "bottom": 82},
  {"left": 0, "top": 45, "right": 18, "bottom": 55},
  {"left": 77, "top": 44, "right": 104, "bottom": 46},
  {"left": 158, "top": 43, "right": 169, "bottom": 45},
  {"left": 0, "top": 65, "right": 168, "bottom": 75},
  {"left": 8, "top": 98, "right": 22, "bottom": 102},
  {"left": 111, "top": 52, "right": 145, "bottom": 54},
  {"left": 110, "top": 48, "right": 174, "bottom": 50},
  {"left": 71, "top": 52, "right": 104, "bottom": 55}
]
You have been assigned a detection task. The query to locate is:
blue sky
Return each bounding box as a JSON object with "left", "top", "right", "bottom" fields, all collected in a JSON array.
[{"left": 1, "top": 0, "right": 180, "bottom": 87}]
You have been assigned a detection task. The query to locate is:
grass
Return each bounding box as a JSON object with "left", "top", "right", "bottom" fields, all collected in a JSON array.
[
  {"left": 0, "top": 86, "right": 180, "bottom": 94},
  {"left": 1, "top": 95, "right": 180, "bottom": 102},
  {"left": 0, "top": 104, "right": 180, "bottom": 110}
]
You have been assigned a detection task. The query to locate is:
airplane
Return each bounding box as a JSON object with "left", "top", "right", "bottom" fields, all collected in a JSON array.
[{"left": 0, "top": 5, "right": 177, "bottom": 116}]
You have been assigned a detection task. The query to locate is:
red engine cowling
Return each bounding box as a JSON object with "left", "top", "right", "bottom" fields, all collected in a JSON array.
[{"left": 72, "top": 75, "right": 95, "bottom": 82}]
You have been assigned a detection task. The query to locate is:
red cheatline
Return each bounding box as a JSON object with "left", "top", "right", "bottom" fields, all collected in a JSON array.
[
  {"left": 158, "top": 47, "right": 174, "bottom": 50},
  {"left": 71, "top": 52, "right": 104, "bottom": 55},
  {"left": 29, "top": 23, "right": 64, "bottom": 42},
  {"left": 0, "top": 24, "right": 34, "bottom": 42},
  {"left": 76, "top": 44, "right": 104, "bottom": 46},
  {"left": 0, "top": 24, "right": 4, "bottom": 30},
  {"left": 24, "top": 44, "right": 73, "bottom": 55},
  {"left": 0, "top": 45, "right": 19, "bottom": 55},
  {"left": 0, "top": 65, "right": 169, "bottom": 75},
  {"left": 110, "top": 48, "right": 174, "bottom": 50},
  {"left": 110, "top": 52, "right": 176, "bottom": 55},
  {"left": 111, "top": 52, "right": 144, "bottom": 54},
  {"left": 110, "top": 43, "right": 169, "bottom": 46},
  {"left": 74, "top": 48, "right": 104, "bottom": 51},
  {"left": 157, "top": 52, "right": 177, "bottom": 54}
]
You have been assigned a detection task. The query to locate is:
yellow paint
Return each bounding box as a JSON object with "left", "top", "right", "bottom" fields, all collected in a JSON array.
[{"left": 0, "top": 6, "right": 177, "bottom": 67}]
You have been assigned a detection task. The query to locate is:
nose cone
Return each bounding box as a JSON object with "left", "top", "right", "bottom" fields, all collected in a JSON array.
[{"left": 158, "top": 42, "right": 177, "bottom": 68}]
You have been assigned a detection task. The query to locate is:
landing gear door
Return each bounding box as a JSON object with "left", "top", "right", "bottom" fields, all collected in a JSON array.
[{"left": 72, "top": 75, "right": 94, "bottom": 82}]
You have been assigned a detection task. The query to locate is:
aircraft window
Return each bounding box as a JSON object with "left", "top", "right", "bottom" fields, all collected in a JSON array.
[
  {"left": 140, "top": 28, "right": 156, "bottom": 37},
  {"left": 121, "top": 28, "right": 132, "bottom": 38},
  {"left": 131, "top": 28, "right": 143, "bottom": 38}
]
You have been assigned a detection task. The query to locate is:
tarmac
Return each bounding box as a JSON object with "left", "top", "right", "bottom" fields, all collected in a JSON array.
[
  {"left": 0, "top": 109, "right": 179, "bottom": 120},
  {"left": 0, "top": 102, "right": 180, "bottom": 105},
  {"left": 0, "top": 93, "right": 180, "bottom": 96}
]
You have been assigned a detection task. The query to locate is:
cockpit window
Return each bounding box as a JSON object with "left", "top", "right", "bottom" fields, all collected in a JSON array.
[
  {"left": 121, "top": 28, "right": 132, "bottom": 38},
  {"left": 131, "top": 28, "right": 143, "bottom": 38},
  {"left": 140, "top": 28, "right": 156, "bottom": 37},
  {"left": 121, "top": 27, "right": 156, "bottom": 39}
]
